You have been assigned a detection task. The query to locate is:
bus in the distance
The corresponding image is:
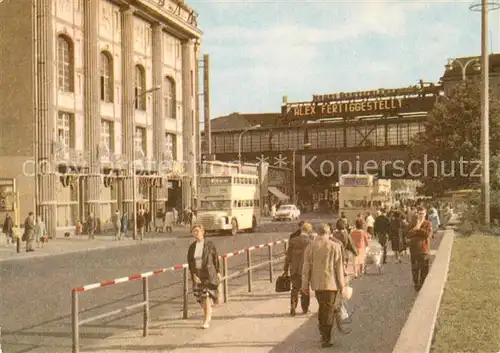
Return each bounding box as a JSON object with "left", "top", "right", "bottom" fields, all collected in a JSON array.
[
  {"left": 339, "top": 174, "right": 391, "bottom": 223},
  {"left": 197, "top": 173, "right": 261, "bottom": 236}
]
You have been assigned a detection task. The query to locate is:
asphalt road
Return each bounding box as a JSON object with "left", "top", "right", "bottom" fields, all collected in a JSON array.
[{"left": 0, "top": 219, "right": 328, "bottom": 353}]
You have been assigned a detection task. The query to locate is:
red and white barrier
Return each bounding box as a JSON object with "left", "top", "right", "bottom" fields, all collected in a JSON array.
[{"left": 72, "top": 239, "right": 288, "bottom": 292}]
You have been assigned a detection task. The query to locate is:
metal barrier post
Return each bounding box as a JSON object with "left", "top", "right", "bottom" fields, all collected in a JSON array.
[
  {"left": 142, "top": 277, "right": 149, "bottom": 337},
  {"left": 72, "top": 290, "right": 79, "bottom": 353},
  {"left": 268, "top": 244, "right": 274, "bottom": 282},
  {"left": 16, "top": 237, "right": 20, "bottom": 253},
  {"left": 223, "top": 257, "right": 229, "bottom": 303},
  {"left": 183, "top": 267, "right": 189, "bottom": 319},
  {"left": 247, "top": 250, "right": 252, "bottom": 292},
  {"left": 284, "top": 241, "right": 288, "bottom": 254}
]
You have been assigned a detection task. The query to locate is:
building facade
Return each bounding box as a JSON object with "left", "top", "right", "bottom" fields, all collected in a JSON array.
[{"left": 0, "top": 0, "right": 201, "bottom": 236}]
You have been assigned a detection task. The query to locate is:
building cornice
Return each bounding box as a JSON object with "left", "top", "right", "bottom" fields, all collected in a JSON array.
[{"left": 131, "top": 0, "right": 202, "bottom": 40}]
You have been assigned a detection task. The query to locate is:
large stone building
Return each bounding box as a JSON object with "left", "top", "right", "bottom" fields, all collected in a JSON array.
[{"left": 0, "top": 0, "right": 202, "bottom": 236}]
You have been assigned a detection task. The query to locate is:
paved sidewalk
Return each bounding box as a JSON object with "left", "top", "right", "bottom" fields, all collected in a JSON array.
[
  {"left": 80, "top": 234, "right": 445, "bottom": 353},
  {"left": 0, "top": 230, "right": 184, "bottom": 262}
]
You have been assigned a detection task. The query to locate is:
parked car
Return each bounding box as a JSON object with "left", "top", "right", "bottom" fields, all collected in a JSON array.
[{"left": 273, "top": 204, "right": 301, "bottom": 221}]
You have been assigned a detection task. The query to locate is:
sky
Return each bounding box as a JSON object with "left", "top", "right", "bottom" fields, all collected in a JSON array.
[{"left": 189, "top": 0, "right": 500, "bottom": 119}]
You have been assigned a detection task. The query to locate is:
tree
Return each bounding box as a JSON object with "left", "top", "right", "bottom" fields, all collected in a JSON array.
[{"left": 410, "top": 82, "right": 500, "bottom": 196}]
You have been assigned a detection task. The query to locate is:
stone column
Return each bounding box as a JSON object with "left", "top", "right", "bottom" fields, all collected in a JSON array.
[
  {"left": 83, "top": 0, "right": 102, "bottom": 227},
  {"left": 152, "top": 23, "right": 166, "bottom": 216},
  {"left": 121, "top": 7, "right": 135, "bottom": 216},
  {"left": 181, "top": 40, "right": 196, "bottom": 209},
  {"left": 35, "top": 0, "right": 57, "bottom": 237}
]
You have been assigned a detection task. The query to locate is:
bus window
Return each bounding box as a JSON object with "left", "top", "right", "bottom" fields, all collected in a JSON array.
[{"left": 249, "top": 200, "right": 254, "bottom": 207}]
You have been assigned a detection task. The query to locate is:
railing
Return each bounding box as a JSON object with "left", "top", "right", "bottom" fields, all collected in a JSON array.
[{"left": 71, "top": 238, "right": 289, "bottom": 353}]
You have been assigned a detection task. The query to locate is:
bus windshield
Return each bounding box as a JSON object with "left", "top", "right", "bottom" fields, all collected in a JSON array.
[{"left": 200, "top": 200, "right": 232, "bottom": 210}]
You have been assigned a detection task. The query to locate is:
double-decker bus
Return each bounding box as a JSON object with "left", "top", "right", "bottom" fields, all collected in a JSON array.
[
  {"left": 197, "top": 173, "right": 261, "bottom": 236},
  {"left": 339, "top": 174, "right": 391, "bottom": 223}
]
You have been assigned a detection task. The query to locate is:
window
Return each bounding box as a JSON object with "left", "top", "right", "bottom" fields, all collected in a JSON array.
[
  {"left": 57, "top": 112, "right": 74, "bottom": 148},
  {"left": 241, "top": 134, "right": 251, "bottom": 152},
  {"left": 99, "top": 52, "right": 113, "bottom": 102},
  {"left": 165, "top": 133, "right": 177, "bottom": 160},
  {"left": 345, "top": 127, "right": 356, "bottom": 147},
  {"left": 398, "top": 123, "right": 409, "bottom": 145},
  {"left": 57, "top": 35, "right": 74, "bottom": 92},
  {"left": 135, "top": 127, "right": 146, "bottom": 156},
  {"left": 387, "top": 124, "right": 398, "bottom": 146},
  {"left": 376, "top": 125, "right": 386, "bottom": 146},
  {"left": 100, "top": 120, "right": 113, "bottom": 152},
  {"left": 134, "top": 65, "right": 146, "bottom": 110},
  {"left": 164, "top": 77, "right": 176, "bottom": 119}
]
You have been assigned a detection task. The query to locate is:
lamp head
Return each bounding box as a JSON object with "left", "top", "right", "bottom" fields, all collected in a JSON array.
[
  {"left": 303, "top": 142, "right": 312, "bottom": 148},
  {"left": 445, "top": 62, "right": 453, "bottom": 72},
  {"left": 472, "top": 62, "right": 481, "bottom": 72}
]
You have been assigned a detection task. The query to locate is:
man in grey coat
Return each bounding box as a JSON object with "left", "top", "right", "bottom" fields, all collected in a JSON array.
[
  {"left": 24, "top": 212, "right": 35, "bottom": 252},
  {"left": 302, "top": 223, "right": 346, "bottom": 348}
]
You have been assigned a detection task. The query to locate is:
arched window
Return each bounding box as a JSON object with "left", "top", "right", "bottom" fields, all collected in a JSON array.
[
  {"left": 57, "top": 35, "right": 74, "bottom": 92},
  {"left": 99, "top": 52, "right": 113, "bottom": 102},
  {"left": 134, "top": 65, "right": 146, "bottom": 110},
  {"left": 164, "top": 76, "right": 176, "bottom": 119}
]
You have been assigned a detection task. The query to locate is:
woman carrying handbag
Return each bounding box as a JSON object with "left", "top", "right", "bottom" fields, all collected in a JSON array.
[{"left": 187, "top": 224, "right": 221, "bottom": 329}]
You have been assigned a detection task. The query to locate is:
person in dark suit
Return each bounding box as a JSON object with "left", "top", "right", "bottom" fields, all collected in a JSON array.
[
  {"left": 283, "top": 222, "right": 313, "bottom": 316},
  {"left": 187, "top": 224, "right": 221, "bottom": 329},
  {"left": 374, "top": 209, "right": 391, "bottom": 264},
  {"left": 289, "top": 221, "right": 305, "bottom": 240}
]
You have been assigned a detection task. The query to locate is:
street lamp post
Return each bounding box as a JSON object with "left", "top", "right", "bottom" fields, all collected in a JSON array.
[
  {"left": 445, "top": 58, "right": 481, "bottom": 81},
  {"left": 132, "top": 86, "right": 160, "bottom": 240},
  {"left": 470, "top": 0, "right": 500, "bottom": 225},
  {"left": 238, "top": 124, "right": 261, "bottom": 166}
]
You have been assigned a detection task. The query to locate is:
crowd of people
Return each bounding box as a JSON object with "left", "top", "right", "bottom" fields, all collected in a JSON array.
[
  {"left": 279, "top": 202, "right": 448, "bottom": 348},
  {"left": 182, "top": 201, "right": 447, "bottom": 348}
]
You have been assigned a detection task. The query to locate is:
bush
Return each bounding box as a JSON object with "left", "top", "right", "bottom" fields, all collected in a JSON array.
[{"left": 459, "top": 191, "right": 500, "bottom": 235}]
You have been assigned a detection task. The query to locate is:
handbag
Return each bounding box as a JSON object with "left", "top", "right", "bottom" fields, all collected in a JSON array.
[{"left": 275, "top": 274, "right": 291, "bottom": 292}]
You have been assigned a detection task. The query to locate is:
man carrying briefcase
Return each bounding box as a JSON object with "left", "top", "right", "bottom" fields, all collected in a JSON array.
[{"left": 283, "top": 222, "right": 313, "bottom": 316}]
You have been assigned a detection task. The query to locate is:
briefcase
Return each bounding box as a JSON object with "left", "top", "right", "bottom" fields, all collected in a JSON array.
[{"left": 275, "top": 274, "right": 291, "bottom": 292}]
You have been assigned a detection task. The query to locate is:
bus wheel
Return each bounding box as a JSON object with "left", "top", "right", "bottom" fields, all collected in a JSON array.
[
  {"left": 248, "top": 217, "right": 257, "bottom": 233},
  {"left": 231, "top": 219, "right": 238, "bottom": 236}
]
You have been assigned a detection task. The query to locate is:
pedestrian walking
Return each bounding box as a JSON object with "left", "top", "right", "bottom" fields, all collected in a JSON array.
[
  {"left": 86, "top": 212, "right": 96, "bottom": 240},
  {"left": 173, "top": 207, "right": 179, "bottom": 226},
  {"left": 2, "top": 213, "right": 13, "bottom": 246},
  {"left": 137, "top": 210, "right": 145, "bottom": 240},
  {"left": 365, "top": 211, "right": 375, "bottom": 237},
  {"left": 23, "top": 212, "right": 35, "bottom": 252},
  {"left": 330, "top": 219, "right": 358, "bottom": 272},
  {"left": 33, "top": 216, "right": 46, "bottom": 248},
  {"left": 350, "top": 219, "right": 370, "bottom": 278},
  {"left": 187, "top": 224, "right": 221, "bottom": 329},
  {"left": 144, "top": 209, "right": 152, "bottom": 232},
  {"left": 120, "top": 212, "right": 128, "bottom": 238},
  {"left": 283, "top": 222, "right": 312, "bottom": 316},
  {"left": 374, "top": 209, "right": 390, "bottom": 264},
  {"left": 112, "top": 210, "right": 121, "bottom": 240},
  {"left": 302, "top": 223, "right": 346, "bottom": 348},
  {"left": 389, "top": 211, "right": 407, "bottom": 264},
  {"left": 407, "top": 207, "right": 432, "bottom": 292},
  {"left": 428, "top": 206, "right": 440, "bottom": 237}
]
